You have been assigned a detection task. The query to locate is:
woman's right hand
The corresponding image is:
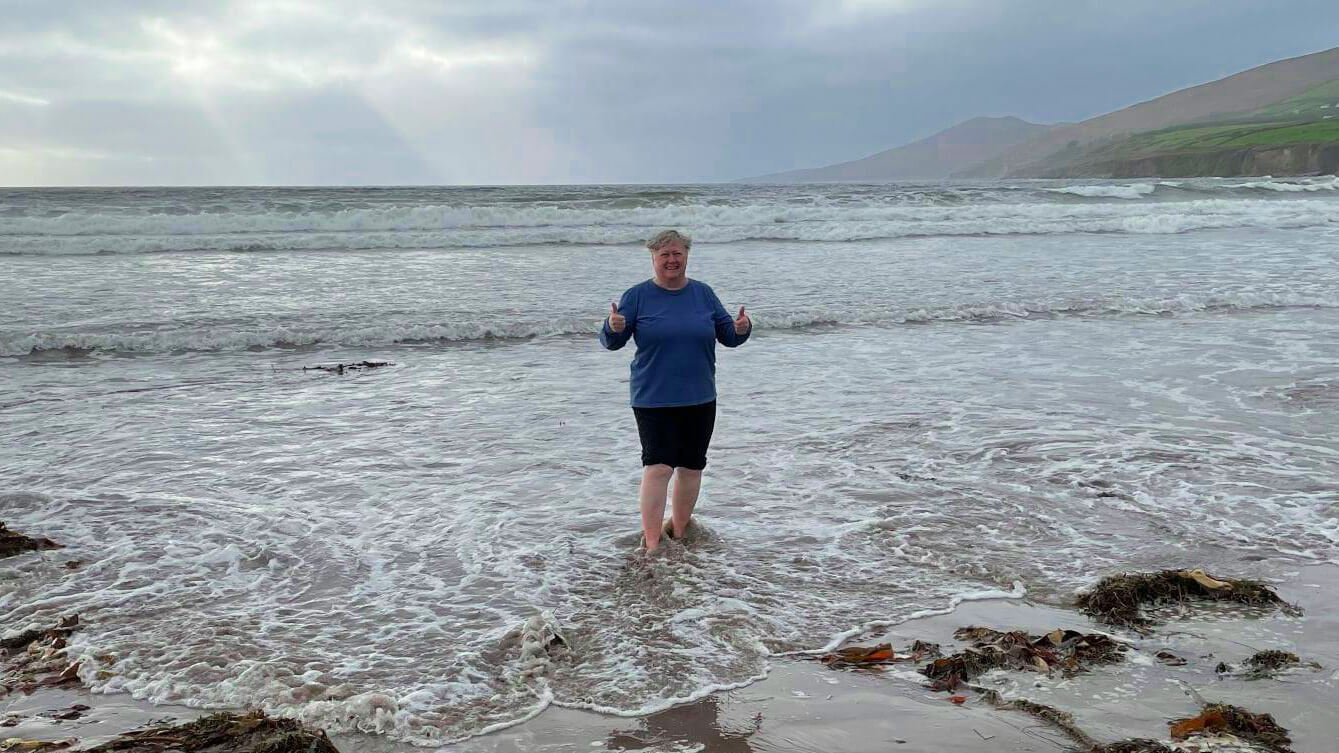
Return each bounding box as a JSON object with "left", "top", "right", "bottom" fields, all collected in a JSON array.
[{"left": 608, "top": 302, "right": 626, "bottom": 333}]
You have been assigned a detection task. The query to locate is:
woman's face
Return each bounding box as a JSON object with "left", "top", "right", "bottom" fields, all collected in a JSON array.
[{"left": 651, "top": 241, "right": 688, "bottom": 283}]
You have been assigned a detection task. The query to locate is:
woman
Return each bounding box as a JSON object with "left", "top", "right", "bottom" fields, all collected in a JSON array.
[{"left": 600, "top": 229, "right": 752, "bottom": 553}]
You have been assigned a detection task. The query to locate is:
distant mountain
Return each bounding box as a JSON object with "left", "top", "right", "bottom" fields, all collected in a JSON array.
[
  {"left": 961, "top": 45, "right": 1339, "bottom": 178},
  {"left": 742, "top": 116, "right": 1053, "bottom": 182}
]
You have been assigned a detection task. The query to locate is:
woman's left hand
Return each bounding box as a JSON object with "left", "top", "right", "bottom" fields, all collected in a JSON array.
[{"left": 734, "top": 306, "right": 751, "bottom": 335}]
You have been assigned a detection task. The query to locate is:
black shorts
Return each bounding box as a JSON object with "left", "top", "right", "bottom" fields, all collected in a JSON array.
[{"left": 632, "top": 400, "right": 717, "bottom": 470}]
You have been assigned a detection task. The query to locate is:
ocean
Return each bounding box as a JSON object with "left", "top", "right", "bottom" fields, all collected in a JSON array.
[{"left": 2, "top": 178, "right": 1337, "bottom": 746}]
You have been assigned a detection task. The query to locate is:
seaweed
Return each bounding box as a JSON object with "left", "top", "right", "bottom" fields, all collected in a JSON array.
[
  {"left": 1075, "top": 568, "right": 1298, "bottom": 628},
  {"left": 819, "top": 639, "right": 940, "bottom": 668},
  {"left": 0, "top": 522, "right": 62, "bottom": 558},
  {"left": 919, "top": 627, "right": 1125, "bottom": 690},
  {"left": 975, "top": 689, "right": 1102, "bottom": 750},
  {"left": 301, "top": 361, "right": 392, "bottom": 375},
  {"left": 1170, "top": 703, "right": 1293, "bottom": 753},
  {"left": 0, "top": 616, "right": 82, "bottom": 698},
  {"left": 1216, "top": 649, "right": 1320, "bottom": 679},
  {"left": 83, "top": 711, "right": 340, "bottom": 753},
  {"left": 1153, "top": 650, "right": 1186, "bottom": 666},
  {"left": 1245, "top": 649, "right": 1301, "bottom": 669},
  {"left": 978, "top": 688, "right": 1181, "bottom": 753}
]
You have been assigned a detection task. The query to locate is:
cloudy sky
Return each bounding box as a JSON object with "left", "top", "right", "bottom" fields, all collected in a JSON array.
[{"left": 3, "top": 0, "right": 1338, "bottom": 185}]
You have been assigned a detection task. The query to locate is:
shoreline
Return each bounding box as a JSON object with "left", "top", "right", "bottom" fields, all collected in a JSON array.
[{"left": 4, "top": 564, "right": 1334, "bottom": 752}]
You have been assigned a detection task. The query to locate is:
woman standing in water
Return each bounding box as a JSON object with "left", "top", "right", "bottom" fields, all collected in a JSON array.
[{"left": 600, "top": 229, "right": 752, "bottom": 553}]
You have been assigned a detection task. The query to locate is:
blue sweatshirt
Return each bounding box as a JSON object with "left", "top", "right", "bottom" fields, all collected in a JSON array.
[{"left": 599, "top": 279, "right": 750, "bottom": 407}]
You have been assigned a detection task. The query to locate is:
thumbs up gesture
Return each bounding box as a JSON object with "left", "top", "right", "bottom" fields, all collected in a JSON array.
[
  {"left": 734, "top": 305, "right": 751, "bottom": 335},
  {"left": 608, "top": 302, "right": 627, "bottom": 333}
]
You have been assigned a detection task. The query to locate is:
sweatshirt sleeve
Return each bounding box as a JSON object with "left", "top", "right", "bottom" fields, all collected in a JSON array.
[
  {"left": 599, "top": 287, "right": 636, "bottom": 350},
  {"left": 707, "top": 285, "right": 750, "bottom": 348}
]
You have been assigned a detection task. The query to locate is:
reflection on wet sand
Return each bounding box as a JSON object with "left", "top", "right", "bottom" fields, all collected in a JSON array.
[{"left": 607, "top": 696, "right": 761, "bottom": 752}]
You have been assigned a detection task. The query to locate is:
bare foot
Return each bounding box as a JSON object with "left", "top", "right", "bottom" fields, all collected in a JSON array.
[
  {"left": 639, "top": 531, "right": 661, "bottom": 553},
  {"left": 665, "top": 518, "right": 692, "bottom": 540}
]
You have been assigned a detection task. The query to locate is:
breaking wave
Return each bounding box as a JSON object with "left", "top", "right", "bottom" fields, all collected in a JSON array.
[
  {"left": 2, "top": 196, "right": 1337, "bottom": 255},
  {"left": 5, "top": 291, "right": 1331, "bottom": 357},
  {"left": 1047, "top": 183, "right": 1161, "bottom": 199}
]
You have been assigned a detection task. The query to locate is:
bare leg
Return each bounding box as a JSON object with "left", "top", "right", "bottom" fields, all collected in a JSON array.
[
  {"left": 670, "top": 468, "right": 703, "bottom": 538},
  {"left": 639, "top": 464, "right": 674, "bottom": 552}
]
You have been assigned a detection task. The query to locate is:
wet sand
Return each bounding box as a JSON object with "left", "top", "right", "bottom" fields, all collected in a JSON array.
[{"left": 5, "top": 565, "right": 1334, "bottom": 752}]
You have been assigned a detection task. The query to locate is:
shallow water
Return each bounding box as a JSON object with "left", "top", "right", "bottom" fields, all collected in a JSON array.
[{"left": 2, "top": 180, "right": 1338, "bottom": 744}]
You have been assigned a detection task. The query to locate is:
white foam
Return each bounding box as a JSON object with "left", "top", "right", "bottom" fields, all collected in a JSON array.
[
  {"left": 778, "top": 580, "right": 1028, "bottom": 657},
  {"left": 1224, "top": 176, "right": 1339, "bottom": 192},
  {"left": 1048, "top": 183, "right": 1157, "bottom": 199},
  {"left": 551, "top": 668, "right": 771, "bottom": 719}
]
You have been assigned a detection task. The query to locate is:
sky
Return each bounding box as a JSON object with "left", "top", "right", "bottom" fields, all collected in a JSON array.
[{"left": 3, "top": 0, "right": 1338, "bottom": 186}]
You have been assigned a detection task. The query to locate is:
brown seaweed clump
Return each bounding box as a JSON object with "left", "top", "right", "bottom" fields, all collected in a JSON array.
[
  {"left": 0, "top": 522, "right": 62, "bottom": 558},
  {"left": 1216, "top": 649, "right": 1321, "bottom": 679},
  {"left": 79, "top": 711, "right": 341, "bottom": 753},
  {"left": 1245, "top": 650, "right": 1302, "bottom": 670},
  {"left": 1075, "top": 568, "right": 1299, "bottom": 628},
  {"left": 920, "top": 627, "right": 1125, "bottom": 690},
  {"left": 819, "top": 639, "right": 940, "bottom": 668},
  {"left": 0, "top": 615, "right": 82, "bottom": 698},
  {"left": 1169, "top": 703, "right": 1293, "bottom": 753}
]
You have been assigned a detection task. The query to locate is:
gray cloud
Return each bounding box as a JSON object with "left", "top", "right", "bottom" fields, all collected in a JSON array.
[{"left": 2, "top": 0, "right": 1338, "bottom": 184}]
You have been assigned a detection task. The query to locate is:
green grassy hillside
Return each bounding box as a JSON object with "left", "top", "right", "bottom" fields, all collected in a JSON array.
[
  {"left": 1103, "top": 119, "right": 1339, "bottom": 155},
  {"left": 1020, "top": 77, "right": 1339, "bottom": 177},
  {"left": 1245, "top": 78, "right": 1339, "bottom": 121}
]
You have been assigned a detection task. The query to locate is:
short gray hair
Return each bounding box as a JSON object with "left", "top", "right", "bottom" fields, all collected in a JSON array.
[{"left": 646, "top": 229, "right": 692, "bottom": 252}]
